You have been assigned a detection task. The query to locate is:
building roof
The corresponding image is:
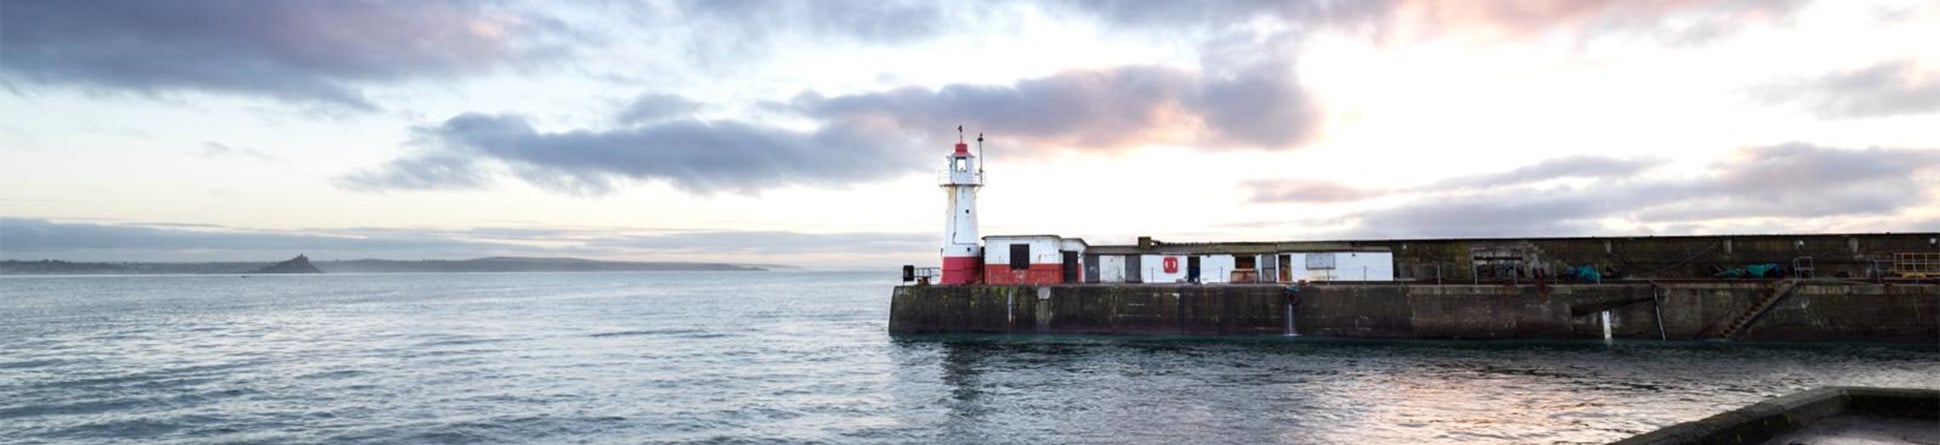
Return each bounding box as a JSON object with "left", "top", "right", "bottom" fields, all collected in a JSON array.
[
  {"left": 1081, "top": 232, "right": 1936, "bottom": 255},
  {"left": 982, "top": 234, "right": 1065, "bottom": 240},
  {"left": 1086, "top": 242, "right": 1390, "bottom": 255}
]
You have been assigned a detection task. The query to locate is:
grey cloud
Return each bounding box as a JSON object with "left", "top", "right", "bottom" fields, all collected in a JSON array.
[
  {"left": 201, "top": 142, "right": 273, "bottom": 162},
  {"left": 0, "top": 217, "right": 521, "bottom": 261},
  {"left": 616, "top": 93, "right": 704, "bottom": 125},
  {"left": 678, "top": 0, "right": 949, "bottom": 44},
  {"left": 792, "top": 59, "right": 1317, "bottom": 150},
  {"left": 338, "top": 155, "right": 493, "bottom": 192},
  {"left": 345, "top": 113, "right": 925, "bottom": 195},
  {"left": 1761, "top": 59, "right": 1940, "bottom": 119},
  {"left": 1248, "top": 180, "right": 1382, "bottom": 203},
  {"left": 1247, "top": 156, "right": 1661, "bottom": 204},
  {"left": 1344, "top": 192, "right": 1608, "bottom": 238},
  {"left": 1333, "top": 143, "right": 1940, "bottom": 238},
  {"left": 1385, "top": 0, "right": 1811, "bottom": 45},
  {"left": 1051, "top": 0, "right": 1395, "bottom": 30},
  {"left": 358, "top": 49, "right": 1316, "bottom": 195},
  {"left": 1048, "top": 0, "right": 1799, "bottom": 46},
  {"left": 0, "top": 218, "right": 930, "bottom": 266},
  {"left": 0, "top": 0, "right": 552, "bottom": 110},
  {"left": 1636, "top": 143, "right": 1940, "bottom": 220},
  {"left": 595, "top": 231, "right": 933, "bottom": 255},
  {"left": 673, "top": 0, "right": 1770, "bottom": 52},
  {"left": 1437, "top": 156, "right": 1666, "bottom": 189}
]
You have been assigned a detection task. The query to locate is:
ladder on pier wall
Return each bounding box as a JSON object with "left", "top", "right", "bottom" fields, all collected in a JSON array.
[{"left": 1718, "top": 279, "right": 1801, "bottom": 340}]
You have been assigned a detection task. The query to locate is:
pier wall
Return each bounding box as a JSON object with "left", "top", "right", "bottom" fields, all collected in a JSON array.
[{"left": 888, "top": 282, "right": 1939, "bottom": 342}]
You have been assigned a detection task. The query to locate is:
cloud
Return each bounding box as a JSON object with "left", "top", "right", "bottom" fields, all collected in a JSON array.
[
  {"left": 338, "top": 155, "right": 493, "bottom": 192},
  {"left": 1049, "top": 0, "right": 1396, "bottom": 30},
  {"left": 1343, "top": 193, "right": 1610, "bottom": 238},
  {"left": 349, "top": 51, "right": 1316, "bottom": 196},
  {"left": 343, "top": 113, "right": 925, "bottom": 195},
  {"left": 1435, "top": 156, "right": 1666, "bottom": 189},
  {"left": 0, "top": 218, "right": 931, "bottom": 266},
  {"left": 201, "top": 141, "right": 274, "bottom": 162},
  {"left": 1382, "top": 0, "right": 1809, "bottom": 45},
  {"left": 1331, "top": 143, "right": 1940, "bottom": 237},
  {"left": 664, "top": 0, "right": 1788, "bottom": 55},
  {"left": 338, "top": 0, "right": 1807, "bottom": 197},
  {"left": 791, "top": 57, "right": 1317, "bottom": 151},
  {"left": 1247, "top": 180, "right": 1383, "bottom": 203},
  {"left": 616, "top": 93, "right": 704, "bottom": 125},
  {"left": 1635, "top": 143, "right": 1940, "bottom": 220},
  {"left": 1246, "top": 156, "right": 1660, "bottom": 204},
  {"left": 0, "top": 0, "right": 553, "bottom": 110},
  {"left": 593, "top": 231, "right": 933, "bottom": 255},
  {"left": 677, "top": 0, "right": 950, "bottom": 44},
  {"left": 1759, "top": 59, "right": 1940, "bottom": 119},
  {"left": 0, "top": 217, "right": 517, "bottom": 261},
  {"left": 1045, "top": 0, "right": 1801, "bottom": 46}
]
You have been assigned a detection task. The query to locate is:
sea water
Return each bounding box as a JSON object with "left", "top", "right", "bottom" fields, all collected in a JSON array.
[{"left": 1, "top": 271, "right": 1934, "bottom": 444}]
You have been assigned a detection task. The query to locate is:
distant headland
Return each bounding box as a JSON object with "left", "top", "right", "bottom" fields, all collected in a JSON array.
[
  {"left": 0, "top": 255, "right": 774, "bottom": 275},
  {"left": 252, "top": 254, "right": 324, "bottom": 274}
]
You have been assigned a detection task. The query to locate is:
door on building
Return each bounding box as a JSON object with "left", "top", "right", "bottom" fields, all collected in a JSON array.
[
  {"left": 1060, "top": 251, "right": 1080, "bottom": 283},
  {"left": 1083, "top": 254, "right": 1100, "bottom": 283},
  {"left": 1186, "top": 256, "right": 1202, "bottom": 283},
  {"left": 1278, "top": 254, "right": 1292, "bottom": 282},
  {"left": 1126, "top": 255, "right": 1143, "bottom": 283}
]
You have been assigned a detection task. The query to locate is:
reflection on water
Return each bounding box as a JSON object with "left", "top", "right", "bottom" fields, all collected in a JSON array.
[
  {"left": 902, "top": 336, "right": 1937, "bottom": 444},
  {"left": 1, "top": 272, "right": 1934, "bottom": 444}
]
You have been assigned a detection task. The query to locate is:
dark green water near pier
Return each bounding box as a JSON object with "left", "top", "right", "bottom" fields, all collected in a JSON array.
[{"left": 1, "top": 272, "right": 1933, "bottom": 444}]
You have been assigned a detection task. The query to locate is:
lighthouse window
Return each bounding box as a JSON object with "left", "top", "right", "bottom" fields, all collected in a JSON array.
[{"left": 954, "top": 159, "right": 968, "bottom": 171}]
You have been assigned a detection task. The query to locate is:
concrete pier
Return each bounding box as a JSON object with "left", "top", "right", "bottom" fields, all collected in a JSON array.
[
  {"left": 889, "top": 281, "right": 1940, "bottom": 342},
  {"left": 1611, "top": 387, "right": 1940, "bottom": 445}
]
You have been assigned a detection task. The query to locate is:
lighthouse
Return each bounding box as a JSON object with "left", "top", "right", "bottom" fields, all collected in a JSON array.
[{"left": 939, "top": 129, "right": 983, "bottom": 285}]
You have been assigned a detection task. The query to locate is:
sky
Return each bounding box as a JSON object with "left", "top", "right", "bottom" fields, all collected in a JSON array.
[{"left": 2, "top": 0, "right": 1938, "bottom": 268}]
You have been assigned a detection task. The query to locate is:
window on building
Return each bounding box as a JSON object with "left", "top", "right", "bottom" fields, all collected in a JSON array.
[{"left": 1009, "top": 244, "right": 1030, "bottom": 270}]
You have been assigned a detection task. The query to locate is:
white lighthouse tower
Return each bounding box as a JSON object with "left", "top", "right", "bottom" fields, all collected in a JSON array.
[{"left": 939, "top": 129, "right": 983, "bottom": 285}]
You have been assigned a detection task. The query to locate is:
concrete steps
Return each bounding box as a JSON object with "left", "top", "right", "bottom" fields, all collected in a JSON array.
[{"left": 1718, "top": 279, "right": 1800, "bottom": 340}]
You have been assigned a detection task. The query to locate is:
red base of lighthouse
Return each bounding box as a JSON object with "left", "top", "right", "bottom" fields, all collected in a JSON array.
[{"left": 940, "top": 256, "right": 983, "bottom": 285}]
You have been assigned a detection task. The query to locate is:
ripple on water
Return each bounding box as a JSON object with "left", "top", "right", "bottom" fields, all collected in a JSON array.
[{"left": 0, "top": 272, "right": 1934, "bottom": 445}]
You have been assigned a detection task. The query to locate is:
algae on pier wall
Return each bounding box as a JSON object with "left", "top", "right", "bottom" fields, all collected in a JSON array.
[{"left": 890, "top": 282, "right": 1939, "bottom": 342}]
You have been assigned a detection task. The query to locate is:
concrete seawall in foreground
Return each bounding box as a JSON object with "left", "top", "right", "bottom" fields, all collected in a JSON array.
[{"left": 888, "top": 281, "right": 1939, "bottom": 342}]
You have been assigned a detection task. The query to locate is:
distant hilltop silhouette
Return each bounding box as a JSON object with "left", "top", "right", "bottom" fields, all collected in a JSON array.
[
  {"left": 250, "top": 254, "right": 323, "bottom": 274},
  {"left": 0, "top": 256, "right": 775, "bottom": 275}
]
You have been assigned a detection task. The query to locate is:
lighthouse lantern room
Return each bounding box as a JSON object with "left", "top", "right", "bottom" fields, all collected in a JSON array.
[{"left": 939, "top": 128, "right": 984, "bottom": 285}]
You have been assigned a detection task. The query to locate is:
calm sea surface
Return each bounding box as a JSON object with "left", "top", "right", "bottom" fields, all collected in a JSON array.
[{"left": 1, "top": 271, "right": 1934, "bottom": 444}]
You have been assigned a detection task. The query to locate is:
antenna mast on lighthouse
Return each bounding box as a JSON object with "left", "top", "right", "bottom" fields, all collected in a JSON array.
[
  {"left": 938, "top": 125, "right": 984, "bottom": 285},
  {"left": 977, "top": 132, "right": 985, "bottom": 175}
]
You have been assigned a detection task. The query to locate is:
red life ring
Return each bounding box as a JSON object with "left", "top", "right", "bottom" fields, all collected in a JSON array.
[{"left": 1163, "top": 256, "right": 1179, "bottom": 274}]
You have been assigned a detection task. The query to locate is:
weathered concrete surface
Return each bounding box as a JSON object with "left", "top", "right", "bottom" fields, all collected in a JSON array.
[
  {"left": 889, "top": 282, "right": 1939, "bottom": 342},
  {"left": 1760, "top": 415, "right": 1940, "bottom": 445},
  {"left": 1609, "top": 387, "right": 1940, "bottom": 445}
]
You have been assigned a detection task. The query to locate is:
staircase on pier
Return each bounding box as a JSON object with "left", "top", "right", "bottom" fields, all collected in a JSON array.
[{"left": 1718, "top": 279, "right": 1802, "bottom": 340}]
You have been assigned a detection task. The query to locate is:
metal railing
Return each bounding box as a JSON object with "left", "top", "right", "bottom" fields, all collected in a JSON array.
[
  {"left": 936, "top": 170, "right": 984, "bottom": 186},
  {"left": 902, "top": 266, "right": 940, "bottom": 284}
]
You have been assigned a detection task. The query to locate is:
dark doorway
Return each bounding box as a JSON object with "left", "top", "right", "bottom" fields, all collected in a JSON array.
[
  {"left": 1083, "top": 254, "right": 1100, "bottom": 283},
  {"left": 1009, "top": 244, "right": 1030, "bottom": 270},
  {"left": 1187, "top": 256, "right": 1202, "bottom": 283},
  {"left": 1060, "top": 251, "right": 1080, "bottom": 283},
  {"left": 1126, "top": 255, "right": 1143, "bottom": 283}
]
